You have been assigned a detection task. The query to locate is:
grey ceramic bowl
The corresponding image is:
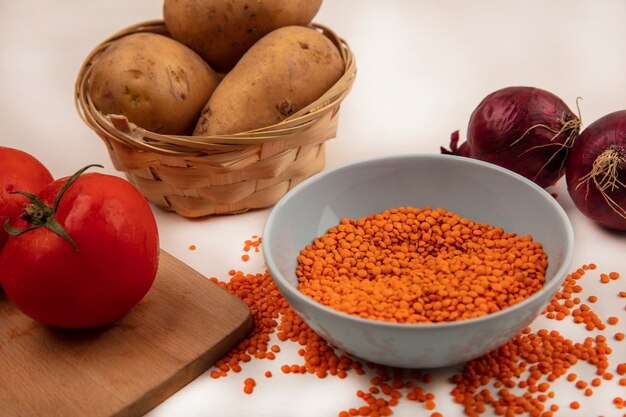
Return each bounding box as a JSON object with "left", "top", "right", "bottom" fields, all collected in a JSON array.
[{"left": 263, "top": 154, "right": 574, "bottom": 368}]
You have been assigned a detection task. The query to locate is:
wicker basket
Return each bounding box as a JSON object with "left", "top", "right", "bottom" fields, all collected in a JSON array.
[{"left": 75, "top": 20, "right": 356, "bottom": 217}]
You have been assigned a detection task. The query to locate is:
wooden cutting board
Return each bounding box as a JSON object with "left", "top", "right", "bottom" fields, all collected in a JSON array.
[{"left": 0, "top": 250, "right": 253, "bottom": 417}]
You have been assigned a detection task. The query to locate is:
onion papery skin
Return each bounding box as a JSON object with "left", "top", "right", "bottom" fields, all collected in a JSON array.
[
  {"left": 467, "top": 86, "right": 580, "bottom": 188},
  {"left": 566, "top": 110, "right": 626, "bottom": 231}
]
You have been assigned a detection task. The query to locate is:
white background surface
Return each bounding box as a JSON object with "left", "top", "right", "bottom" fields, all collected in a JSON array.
[{"left": 1, "top": 1, "right": 625, "bottom": 416}]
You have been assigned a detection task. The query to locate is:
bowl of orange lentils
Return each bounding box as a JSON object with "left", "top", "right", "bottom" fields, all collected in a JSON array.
[{"left": 263, "top": 153, "right": 574, "bottom": 368}]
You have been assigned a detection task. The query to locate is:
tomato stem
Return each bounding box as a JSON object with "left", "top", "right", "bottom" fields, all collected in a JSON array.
[
  {"left": 52, "top": 164, "right": 102, "bottom": 211},
  {"left": 3, "top": 164, "right": 104, "bottom": 253}
]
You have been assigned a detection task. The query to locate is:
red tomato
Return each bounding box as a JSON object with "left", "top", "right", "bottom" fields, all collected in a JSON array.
[
  {"left": 0, "top": 169, "right": 159, "bottom": 328},
  {"left": 0, "top": 147, "right": 53, "bottom": 251}
]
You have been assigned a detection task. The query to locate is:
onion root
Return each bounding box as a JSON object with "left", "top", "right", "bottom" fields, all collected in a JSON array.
[{"left": 576, "top": 145, "right": 626, "bottom": 221}]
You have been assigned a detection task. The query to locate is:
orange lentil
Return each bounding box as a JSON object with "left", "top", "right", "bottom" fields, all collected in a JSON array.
[
  {"left": 570, "top": 401, "right": 580, "bottom": 409},
  {"left": 243, "top": 377, "right": 256, "bottom": 394},
  {"left": 619, "top": 291, "right": 626, "bottom": 298},
  {"left": 379, "top": 407, "right": 392, "bottom": 416},
  {"left": 188, "top": 244, "right": 196, "bottom": 251},
  {"left": 241, "top": 254, "right": 250, "bottom": 262},
  {"left": 588, "top": 295, "right": 598, "bottom": 303},
  {"left": 208, "top": 236, "right": 624, "bottom": 417},
  {"left": 297, "top": 206, "right": 547, "bottom": 323},
  {"left": 449, "top": 264, "right": 626, "bottom": 417},
  {"left": 619, "top": 364, "right": 626, "bottom": 375},
  {"left": 601, "top": 274, "right": 610, "bottom": 283},
  {"left": 608, "top": 316, "right": 620, "bottom": 325},
  {"left": 431, "top": 413, "right": 443, "bottom": 417},
  {"left": 264, "top": 371, "right": 272, "bottom": 378},
  {"left": 243, "top": 235, "right": 263, "bottom": 254},
  {"left": 610, "top": 272, "right": 620, "bottom": 280}
]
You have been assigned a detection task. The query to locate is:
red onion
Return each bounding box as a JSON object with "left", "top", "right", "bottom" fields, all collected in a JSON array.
[
  {"left": 566, "top": 110, "right": 626, "bottom": 231},
  {"left": 442, "top": 86, "right": 581, "bottom": 188}
]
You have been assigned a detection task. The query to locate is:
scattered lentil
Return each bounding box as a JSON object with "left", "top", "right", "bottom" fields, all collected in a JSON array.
[
  {"left": 449, "top": 263, "right": 626, "bottom": 416},
  {"left": 243, "top": 235, "right": 263, "bottom": 253},
  {"left": 243, "top": 377, "right": 256, "bottom": 394},
  {"left": 208, "top": 235, "right": 624, "bottom": 417}
]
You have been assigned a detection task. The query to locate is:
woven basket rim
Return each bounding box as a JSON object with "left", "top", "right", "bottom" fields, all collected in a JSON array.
[{"left": 74, "top": 19, "right": 356, "bottom": 156}]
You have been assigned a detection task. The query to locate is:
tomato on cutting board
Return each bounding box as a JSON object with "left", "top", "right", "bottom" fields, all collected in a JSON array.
[
  {"left": 0, "top": 165, "right": 160, "bottom": 328},
  {"left": 0, "top": 147, "right": 54, "bottom": 251}
]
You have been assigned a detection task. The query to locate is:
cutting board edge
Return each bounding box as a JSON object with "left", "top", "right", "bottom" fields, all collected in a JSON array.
[{"left": 115, "top": 312, "right": 253, "bottom": 417}]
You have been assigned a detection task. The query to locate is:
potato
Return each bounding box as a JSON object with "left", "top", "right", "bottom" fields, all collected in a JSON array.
[
  {"left": 88, "top": 33, "right": 220, "bottom": 134},
  {"left": 193, "top": 26, "right": 344, "bottom": 136},
  {"left": 163, "top": 0, "right": 323, "bottom": 72}
]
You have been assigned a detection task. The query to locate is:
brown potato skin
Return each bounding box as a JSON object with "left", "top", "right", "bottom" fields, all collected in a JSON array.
[
  {"left": 163, "top": 0, "right": 323, "bottom": 72},
  {"left": 193, "top": 26, "right": 344, "bottom": 136},
  {"left": 88, "top": 33, "right": 220, "bottom": 134}
]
